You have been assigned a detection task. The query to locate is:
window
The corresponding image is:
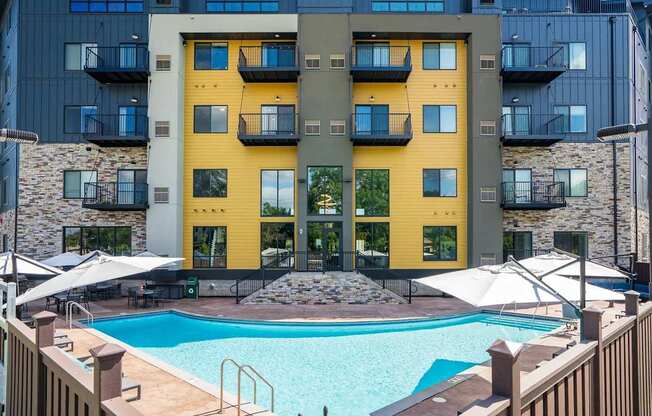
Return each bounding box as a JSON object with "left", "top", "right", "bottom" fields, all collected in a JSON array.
[
  {"left": 206, "top": 0, "right": 279, "bottom": 12},
  {"left": 330, "top": 54, "right": 345, "bottom": 69},
  {"left": 1, "top": 177, "right": 7, "bottom": 205},
  {"left": 65, "top": 43, "right": 98, "bottom": 70},
  {"left": 156, "top": 0, "right": 172, "bottom": 5},
  {"left": 355, "top": 105, "right": 389, "bottom": 135},
  {"left": 330, "top": 120, "right": 346, "bottom": 135},
  {"left": 423, "top": 169, "right": 457, "bottom": 197},
  {"left": 307, "top": 166, "right": 343, "bottom": 215},
  {"left": 563, "top": 42, "right": 586, "bottom": 70},
  {"left": 118, "top": 43, "right": 138, "bottom": 69},
  {"left": 503, "top": 231, "right": 533, "bottom": 261},
  {"left": 193, "top": 169, "right": 227, "bottom": 197},
  {"left": 356, "top": 169, "right": 389, "bottom": 217},
  {"left": 502, "top": 168, "right": 532, "bottom": 203},
  {"left": 553, "top": 231, "right": 588, "bottom": 257},
  {"left": 423, "top": 43, "right": 456, "bottom": 70},
  {"left": 423, "top": 105, "right": 456, "bottom": 133},
  {"left": 261, "top": 170, "right": 294, "bottom": 216},
  {"left": 63, "top": 226, "right": 132, "bottom": 256},
  {"left": 554, "top": 105, "right": 586, "bottom": 133},
  {"left": 193, "top": 226, "right": 226, "bottom": 268},
  {"left": 194, "top": 105, "right": 228, "bottom": 133},
  {"left": 423, "top": 226, "right": 457, "bottom": 261},
  {"left": 64, "top": 170, "right": 97, "bottom": 199},
  {"left": 64, "top": 106, "right": 97, "bottom": 134},
  {"left": 372, "top": 0, "right": 443, "bottom": 12},
  {"left": 553, "top": 168, "right": 587, "bottom": 197},
  {"left": 502, "top": 106, "right": 531, "bottom": 135},
  {"left": 261, "top": 223, "right": 294, "bottom": 267},
  {"left": 70, "top": 0, "right": 144, "bottom": 13},
  {"left": 194, "top": 43, "right": 228, "bottom": 70},
  {"left": 355, "top": 223, "right": 389, "bottom": 268},
  {"left": 354, "top": 43, "right": 390, "bottom": 67},
  {"left": 305, "top": 120, "right": 320, "bottom": 135}
]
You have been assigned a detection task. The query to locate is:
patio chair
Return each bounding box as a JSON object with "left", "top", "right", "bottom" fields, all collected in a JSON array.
[
  {"left": 54, "top": 335, "right": 74, "bottom": 352},
  {"left": 127, "top": 287, "right": 139, "bottom": 308}
]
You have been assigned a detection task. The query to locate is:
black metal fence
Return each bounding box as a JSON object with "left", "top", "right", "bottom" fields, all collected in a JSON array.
[
  {"left": 503, "top": 248, "right": 552, "bottom": 262},
  {"left": 238, "top": 113, "right": 298, "bottom": 136},
  {"left": 82, "top": 182, "right": 148, "bottom": 208},
  {"left": 193, "top": 255, "right": 227, "bottom": 269},
  {"left": 85, "top": 45, "right": 149, "bottom": 71},
  {"left": 350, "top": 45, "right": 411, "bottom": 68},
  {"left": 351, "top": 113, "right": 412, "bottom": 137},
  {"left": 501, "top": 113, "right": 565, "bottom": 136},
  {"left": 372, "top": 278, "right": 415, "bottom": 303},
  {"left": 238, "top": 45, "right": 298, "bottom": 68},
  {"left": 501, "top": 45, "right": 565, "bottom": 69},
  {"left": 83, "top": 114, "right": 148, "bottom": 137},
  {"left": 501, "top": 181, "right": 566, "bottom": 205},
  {"left": 502, "top": 0, "right": 633, "bottom": 14}
]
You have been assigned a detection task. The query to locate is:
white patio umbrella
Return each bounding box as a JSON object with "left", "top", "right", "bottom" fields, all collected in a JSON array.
[
  {"left": 0, "top": 252, "right": 61, "bottom": 277},
  {"left": 414, "top": 262, "right": 562, "bottom": 307},
  {"left": 14, "top": 255, "right": 183, "bottom": 306},
  {"left": 518, "top": 252, "right": 628, "bottom": 279},
  {"left": 42, "top": 252, "right": 83, "bottom": 268},
  {"left": 134, "top": 251, "right": 160, "bottom": 257},
  {"left": 79, "top": 250, "right": 110, "bottom": 264}
]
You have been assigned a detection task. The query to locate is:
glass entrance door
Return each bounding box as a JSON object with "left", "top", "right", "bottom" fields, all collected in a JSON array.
[{"left": 307, "top": 222, "right": 342, "bottom": 271}]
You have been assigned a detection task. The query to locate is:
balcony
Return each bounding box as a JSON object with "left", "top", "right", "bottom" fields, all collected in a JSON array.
[
  {"left": 502, "top": 0, "right": 634, "bottom": 15},
  {"left": 350, "top": 113, "right": 412, "bottom": 146},
  {"left": 350, "top": 45, "right": 411, "bottom": 82},
  {"left": 501, "top": 181, "right": 566, "bottom": 210},
  {"left": 238, "top": 113, "right": 299, "bottom": 146},
  {"left": 501, "top": 46, "right": 566, "bottom": 83},
  {"left": 82, "top": 182, "right": 148, "bottom": 211},
  {"left": 238, "top": 45, "right": 299, "bottom": 82},
  {"left": 83, "top": 114, "right": 149, "bottom": 147},
  {"left": 501, "top": 113, "right": 565, "bottom": 146},
  {"left": 84, "top": 46, "right": 149, "bottom": 84}
]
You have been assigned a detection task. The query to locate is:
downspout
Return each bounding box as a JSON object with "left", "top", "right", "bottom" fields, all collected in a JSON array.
[
  {"left": 610, "top": 16, "right": 619, "bottom": 263},
  {"left": 634, "top": 25, "right": 639, "bottom": 263},
  {"left": 13, "top": 143, "right": 17, "bottom": 252}
]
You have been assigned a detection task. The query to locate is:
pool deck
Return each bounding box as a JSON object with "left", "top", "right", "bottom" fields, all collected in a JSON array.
[{"left": 23, "top": 296, "right": 630, "bottom": 416}]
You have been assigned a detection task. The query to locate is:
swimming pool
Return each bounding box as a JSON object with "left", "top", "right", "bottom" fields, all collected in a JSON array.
[{"left": 89, "top": 312, "right": 560, "bottom": 415}]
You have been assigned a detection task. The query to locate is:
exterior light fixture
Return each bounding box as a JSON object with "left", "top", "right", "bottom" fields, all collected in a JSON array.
[
  {"left": 369, "top": 96, "right": 375, "bottom": 102},
  {"left": 596, "top": 123, "right": 646, "bottom": 142},
  {"left": 512, "top": 97, "right": 520, "bottom": 103},
  {"left": 512, "top": 34, "right": 519, "bottom": 40},
  {"left": 274, "top": 34, "right": 280, "bottom": 38},
  {"left": 371, "top": 34, "right": 377, "bottom": 38},
  {"left": 130, "top": 97, "right": 139, "bottom": 103},
  {"left": 131, "top": 33, "right": 140, "bottom": 40},
  {"left": 0, "top": 128, "right": 38, "bottom": 144},
  {"left": 274, "top": 96, "right": 281, "bottom": 102}
]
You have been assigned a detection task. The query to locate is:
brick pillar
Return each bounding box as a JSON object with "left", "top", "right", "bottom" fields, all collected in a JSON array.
[
  {"left": 90, "top": 343, "right": 127, "bottom": 416},
  {"left": 625, "top": 290, "right": 640, "bottom": 416},
  {"left": 33, "top": 311, "right": 57, "bottom": 416},
  {"left": 487, "top": 339, "right": 523, "bottom": 416},
  {"left": 582, "top": 306, "right": 604, "bottom": 416}
]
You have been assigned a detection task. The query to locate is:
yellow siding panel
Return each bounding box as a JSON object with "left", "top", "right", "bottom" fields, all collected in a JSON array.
[
  {"left": 183, "top": 40, "right": 298, "bottom": 269},
  {"left": 352, "top": 40, "right": 468, "bottom": 269}
]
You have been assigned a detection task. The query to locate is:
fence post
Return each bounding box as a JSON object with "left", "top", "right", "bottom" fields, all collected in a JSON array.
[
  {"left": 487, "top": 339, "right": 523, "bottom": 416},
  {"left": 6, "top": 282, "right": 16, "bottom": 319},
  {"left": 90, "top": 343, "right": 127, "bottom": 416},
  {"left": 581, "top": 306, "right": 604, "bottom": 416},
  {"left": 33, "top": 311, "right": 57, "bottom": 416},
  {"left": 625, "top": 290, "right": 640, "bottom": 416}
]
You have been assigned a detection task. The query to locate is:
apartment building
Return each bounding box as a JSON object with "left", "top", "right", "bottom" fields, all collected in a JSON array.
[{"left": 0, "top": 0, "right": 648, "bottom": 282}]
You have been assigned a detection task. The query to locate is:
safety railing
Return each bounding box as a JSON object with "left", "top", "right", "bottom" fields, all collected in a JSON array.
[
  {"left": 83, "top": 114, "right": 148, "bottom": 138},
  {"left": 501, "top": 46, "right": 565, "bottom": 70},
  {"left": 501, "top": 181, "right": 566, "bottom": 207},
  {"left": 85, "top": 45, "right": 149, "bottom": 72},
  {"left": 351, "top": 113, "right": 412, "bottom": 141},
  {"left": 65, "top": 300, "right": 94, "bottom": 329},
  {"left": 238, "top": 113, "right": 298, "bottom": 137},
  {"left": 502, "top": 0, "right": 634, "bottom": 14},
  {"left": 351, "top": 45, "right": 411, "bottom": 69},
  {"left": 238, "top": 45, "right": 298, "bottom": 69},
  {"left": 219, "top": 358, "right": 274, "bottom": 416},
  {"left": 82, "top": 182, "right": 148, "bottom": 210},
  {"left": 501, "top": 113, "right": 566, "bottom": 136}
]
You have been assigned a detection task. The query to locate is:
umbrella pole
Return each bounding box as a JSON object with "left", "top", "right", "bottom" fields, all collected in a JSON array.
[
  {"left": 11, "top": 251, "right": 17, "bottom": 284},
  {"left": 580, "top": 256, "right": 586, "bottom": 310}
]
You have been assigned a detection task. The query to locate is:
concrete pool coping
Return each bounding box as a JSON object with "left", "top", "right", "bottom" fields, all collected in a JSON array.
[{"left": 73, "top": 307, "right": 566, "bottom": 415}]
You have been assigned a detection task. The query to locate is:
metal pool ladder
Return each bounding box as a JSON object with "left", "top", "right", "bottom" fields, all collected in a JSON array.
[
  {"left": 65, "top": 301, "right": 94, "bottom": 329},
  {"left": 219, "top": 358, "right": 275, "bottom": 415}
]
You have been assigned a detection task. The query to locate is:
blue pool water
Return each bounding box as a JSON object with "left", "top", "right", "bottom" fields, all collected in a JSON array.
[{"left": 90, "top": 312, "right": 560, "bottom": 416}]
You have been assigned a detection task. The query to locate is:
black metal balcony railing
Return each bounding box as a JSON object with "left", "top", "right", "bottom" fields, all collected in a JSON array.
[
  {"left": 350, "top": 113, "right": 412, "bottom": 145},
  {"left": 83, "top": 114, "right": 149, "bottom": 147},
  {"left": 350, "top": 45, "right": 412, "bottom": 82},
  {"left": 501, "top": 181, "right": 566, "bottom": 209},
  {"left": 502, "top": 0, "right": 634, "bottom": 15},
  {"left": 238, "top": 45, "right": 299, "bottom": 82},
  {"left": 501, "top": 113, "right": 566, "bottom": 146},
  {"left": 260, "top": 251, "right": 390, "bottom": 272},
  {"left": 82, "top": 182, "right": 148, "bottom": 211},
  {"left": 84, "top": 46, "right": 149, "bottom": 83},
  {"left": 501, "top": 46, "right": 566, "bottom": 83},
  {"left": 237, "top": 113, "right": 299, "bottom": 145}
]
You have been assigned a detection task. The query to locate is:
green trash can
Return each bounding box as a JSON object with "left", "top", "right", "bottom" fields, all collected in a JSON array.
[{"left": 186, "top": 277, "right": 199, "bottom": 299}]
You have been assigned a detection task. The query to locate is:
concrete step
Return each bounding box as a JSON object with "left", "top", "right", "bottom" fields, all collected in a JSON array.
[{"left": 241, "top": 271, "right": 406, "bottom": 305}]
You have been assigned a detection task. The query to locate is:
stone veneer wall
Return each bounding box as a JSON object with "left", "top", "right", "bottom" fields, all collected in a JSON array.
[
  {"left": 16, "top": 144, "right": 148, "bottom": 260},
  {"left": 0, "top": 208, "right": 15, "bottom": 251},
  {"left": 502, "top": 142, "right": 635, "bottom": 266}
]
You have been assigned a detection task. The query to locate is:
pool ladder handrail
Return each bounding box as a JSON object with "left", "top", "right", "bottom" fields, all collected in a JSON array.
[
  {"left": 65, "top": 300, "right": 94, "bottom": 329},
  {"left": 219, "top": 358, "right": 275, "bottom": 415}
]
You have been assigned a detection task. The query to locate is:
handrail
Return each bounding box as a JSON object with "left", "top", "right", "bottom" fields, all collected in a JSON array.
[
  {"left": 239, "top": 365, "right": 274, "bottom": 414},
  {"left": 219, "top": 358, "right": 274, "bottom": 416},
  {"left": 65, "top": 301, "right": 94, "bottom": 329}
]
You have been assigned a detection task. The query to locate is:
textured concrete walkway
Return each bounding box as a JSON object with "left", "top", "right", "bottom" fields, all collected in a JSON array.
[{"left": 242, "top": 271, "right": 407, "bottom": 304}]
